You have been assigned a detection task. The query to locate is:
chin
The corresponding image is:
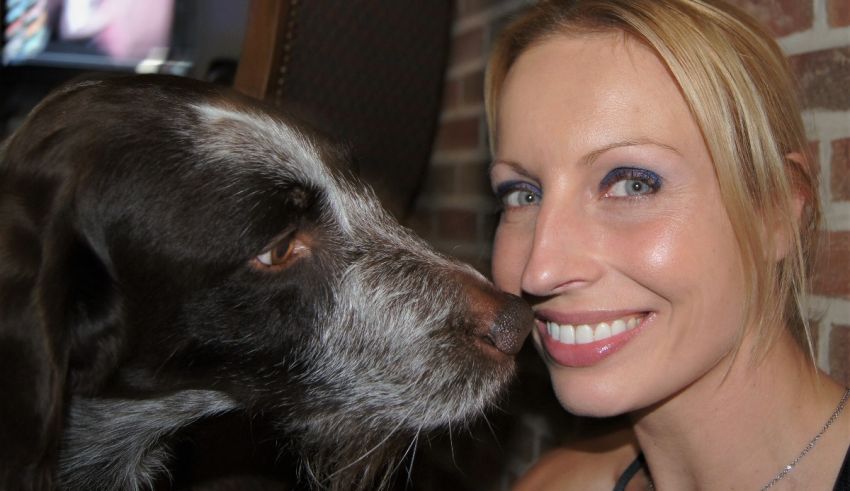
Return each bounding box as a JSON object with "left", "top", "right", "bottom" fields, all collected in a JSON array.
[{"left": 547, "top": 368, "right": 642, "bottom": 418}]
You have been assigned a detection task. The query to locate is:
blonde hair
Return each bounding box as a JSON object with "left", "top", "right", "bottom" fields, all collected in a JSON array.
[{"left": 485, "top": 0, "right": 820, "bottom": 361}]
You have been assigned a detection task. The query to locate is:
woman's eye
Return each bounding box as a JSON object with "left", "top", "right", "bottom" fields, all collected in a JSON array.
[
  {"left": 601, "top": 167, "right": 662, "bottom": 198},
  {"left": 503, "top": 189, "right": 541, "bottom": 207},
  {"left": 609, "top": 179, "right": 652, "bottom": 196},
  {"left": 495, "top": 182, "right": 542, "bottom": 208}
]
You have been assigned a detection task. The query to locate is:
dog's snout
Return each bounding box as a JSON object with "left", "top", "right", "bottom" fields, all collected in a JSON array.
[
  {"left": 485, "top": 293, "right": 533, "bottom": 355},
  {"left": 457, "top": 271, "right": 533, "bottom": 356}
]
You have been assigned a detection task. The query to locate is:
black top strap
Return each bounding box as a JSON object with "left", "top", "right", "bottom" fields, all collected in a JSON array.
[
  {"left": 614, "top": 453, "right": 647, "bottom": 491},
  {"left": 834, "top": 443, "right": 850, "bottom": 491},
  {"left": 613, "top": 444, "right": 850, "bottom": 491}
]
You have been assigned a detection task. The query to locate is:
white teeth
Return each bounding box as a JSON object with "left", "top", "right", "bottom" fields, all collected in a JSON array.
[
  {"left": 545, "top": 316, "right": 642, "bottom": 345},
  {"left": 575, "top": 324, "right": 594, "bottom": 344},
  {"left": 611, "top": 319, "right": 626, "bottom": 335},
  {"left": 595, "top": 322, "right": 612, "bottom": 341},
  {"left": 560, "top": 325, "right": 575, "bottom": 344}
]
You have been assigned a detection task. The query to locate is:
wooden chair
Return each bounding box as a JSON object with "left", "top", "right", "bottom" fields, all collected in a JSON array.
[{"left": 234, "top": 0, "right": 453, "bottom": 218}]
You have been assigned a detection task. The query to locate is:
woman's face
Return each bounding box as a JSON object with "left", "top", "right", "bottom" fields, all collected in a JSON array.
[{"left": 490, "top": 33, "right": 748, "bottom": 416}]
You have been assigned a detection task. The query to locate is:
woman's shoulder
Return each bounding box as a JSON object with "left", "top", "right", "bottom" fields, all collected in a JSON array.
[{"left": 512, "top": 421, "right": 641, "bottom": 491}]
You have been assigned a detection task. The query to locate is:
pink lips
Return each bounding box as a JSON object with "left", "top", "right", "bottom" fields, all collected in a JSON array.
[{"left": 536, "top": 312, "right": 650, "bottom": 367}]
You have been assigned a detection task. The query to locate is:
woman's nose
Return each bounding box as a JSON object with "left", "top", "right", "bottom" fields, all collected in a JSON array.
[{"left": 520, "top": 202, "right": 603, "bottom": 297}]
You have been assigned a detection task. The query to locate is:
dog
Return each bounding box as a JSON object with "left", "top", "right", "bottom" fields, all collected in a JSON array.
[{"left": 0, "top": 74, "right": 533, "bottom": 490}]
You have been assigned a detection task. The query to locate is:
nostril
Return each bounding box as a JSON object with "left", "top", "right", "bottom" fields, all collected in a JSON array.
[{"left": 481, "top": 334, "right": 498, "bottom": 348}]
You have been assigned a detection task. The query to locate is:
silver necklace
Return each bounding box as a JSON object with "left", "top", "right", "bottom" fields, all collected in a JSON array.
[
  {"left": 759, "top": 387, "right": 850, "bottom": 490},
  {"left": 643, "top": 388, "right": 850, "bottom": 491}
]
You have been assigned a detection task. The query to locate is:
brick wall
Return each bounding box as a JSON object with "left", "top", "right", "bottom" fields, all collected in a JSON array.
[
  {"left": 405, "top": 1, "right": 850, "bottom": 489},
  {"left": 757, "top": 0, "right": 850, "bottom": 384},
  {"left": 407, "top": 0, "right": 528, "bottom": 276}
]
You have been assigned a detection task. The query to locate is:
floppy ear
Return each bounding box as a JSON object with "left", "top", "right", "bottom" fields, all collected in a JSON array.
[
  {"left": 0, "top": 146, "right": 125, "bottom": 489},
  {"left": 0, "top": 164, "right": 70, "bottom": 488}
]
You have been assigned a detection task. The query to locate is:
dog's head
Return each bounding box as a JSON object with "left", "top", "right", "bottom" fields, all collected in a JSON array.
[{"left": 0, "top": 74, "right": 532, "bottom": 489}]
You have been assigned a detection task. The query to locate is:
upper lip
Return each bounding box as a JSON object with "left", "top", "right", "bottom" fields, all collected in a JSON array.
[{"left": 534, "top": 308, "right": 649, "bottom": 326}]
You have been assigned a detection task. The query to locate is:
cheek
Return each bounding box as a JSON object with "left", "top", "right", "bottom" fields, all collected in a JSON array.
[
  {"left": 608, "top": 206, "right": 744, "bottom": 302},
  {"left": 622, "top": 219, "right": 684, "bottom": 276},
  {"left": 491, "top": 223, "right": 529, "bottom": 295}
]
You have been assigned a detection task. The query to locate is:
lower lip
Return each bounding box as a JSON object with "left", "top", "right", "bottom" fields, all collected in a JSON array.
[{"left": 537, "top": 316, "right": 649, "bottom": 368}]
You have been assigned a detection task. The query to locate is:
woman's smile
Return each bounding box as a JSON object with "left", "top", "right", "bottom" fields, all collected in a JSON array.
[{"left": 535, "top": 311, "right": 652, "bottom": 367}]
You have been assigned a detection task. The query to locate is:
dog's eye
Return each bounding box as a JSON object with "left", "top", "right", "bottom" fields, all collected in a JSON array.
[
  {"left": 252, "top": 229, "right": 312, "bottom": 271},
  {"left": 256, "top": 238, "right": 295, "bottom": 267}
]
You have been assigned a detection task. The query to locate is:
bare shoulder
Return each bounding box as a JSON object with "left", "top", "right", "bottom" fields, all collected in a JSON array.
[{"left": 512, "top": 422, "right": 640, "bottom": 491}]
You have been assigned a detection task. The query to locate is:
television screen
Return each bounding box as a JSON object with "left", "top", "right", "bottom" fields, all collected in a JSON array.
[{"left": 3, "top": 0, "right": 192, "bottom": 74}]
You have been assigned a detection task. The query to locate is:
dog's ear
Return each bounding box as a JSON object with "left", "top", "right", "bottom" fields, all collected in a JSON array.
[
  {"left": 0, "top": 136, "right": 125, "bottom": 489},
  {"left": 61, "top": 227, "right": 126, "bottom": 395},
  {"left": 0, "top": 161, "right": 70, "bottom": 488}
]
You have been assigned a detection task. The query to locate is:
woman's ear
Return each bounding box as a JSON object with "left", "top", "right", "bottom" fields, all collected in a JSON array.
[{"left": 771, "top": 152, "right": 809, "bottom": 262}]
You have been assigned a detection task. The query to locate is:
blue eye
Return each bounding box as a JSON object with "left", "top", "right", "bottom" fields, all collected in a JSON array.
[
  {"left": 601, "top": 167, "right": 662, "bottom": 197},
  {"left": 495, "top": 181, "right": 541, "bottom": 208}
]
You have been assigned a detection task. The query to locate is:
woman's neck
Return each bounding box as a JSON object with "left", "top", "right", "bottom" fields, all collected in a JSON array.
[{"left": 629, "top": 332, "right": 849, "bottom": 490}]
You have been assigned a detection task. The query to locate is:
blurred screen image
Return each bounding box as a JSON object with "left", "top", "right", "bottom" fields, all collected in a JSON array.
[{"left": 4, "top": 0, "right": 175, "bottom": 69}]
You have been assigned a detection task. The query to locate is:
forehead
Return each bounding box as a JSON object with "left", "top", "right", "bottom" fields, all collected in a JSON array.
[
  {"left": 187, "top": 102, "right": 359, "bottom": 234},
  {"left": 190, "top": 103, "right": 331, "bottom": 187},
  {"left": 495, "top": 33, "right": 702, "bottom": 163}
]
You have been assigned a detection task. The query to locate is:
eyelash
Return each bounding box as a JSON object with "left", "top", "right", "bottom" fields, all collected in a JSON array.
[
  {"left": 599, "top": 167, "right": 663, "bottom": 198},
  {"left": 494, "top": 181, "right": 542, "bottom": 209}
]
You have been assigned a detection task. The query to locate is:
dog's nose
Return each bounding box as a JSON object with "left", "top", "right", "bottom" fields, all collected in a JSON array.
[
  {"left": 455, "top": 270, "right": 534, "bottom": 356},
  {"left": 485, "top": 293, "right": 534, "bottom": 355}
]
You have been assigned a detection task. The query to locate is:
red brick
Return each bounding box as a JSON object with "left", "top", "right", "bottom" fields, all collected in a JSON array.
[
  {"left": 458, "top": 0, "right": 504, "bottom": 16},
  {"left": 441, "top": 78, "right": 462, "bottom": 112},
  {"left": 404, "top": 209, "right": 436, "bottom": 239},
  {"left": 829, "top": 324, "right": 850, "bottom": 387},
  {"left": 812, "top": 231, "right": 850, "bottom": 298},
  {"left": 437, "top": 208, "right": 478, "bottom": 241},
  {"left": 479, "top": 208, "right": 500, "bottom": 242},
  {"left": 828, "top": 0, "right": 850, "bottom": 27},
  {"left": 434, "top": 116, "right": 481, "bottom": 152},
  {"left": 831, "top": 138, "right": 850, "bottom": 201},
  {"left": 449, "top": 26, "right": 484, "bottom": 67},
  {"left": 422, "top": 165, "right": 456, "bottom": 195},
  {"left": 810, "top": 140, "right": 821, "bottom": 179},
  {"left": 456, "top": 162, "right": 493, "bottom": 197},
  {"left": 736, "top": 0, "right": 814, "bottom": 37},
  {"left": 455, "top": 253, "right": 492, "bottom": 277},
  {"left": 461, "top": 70, "right": 485, "bottom": 105},
  {"left": 488, "top": 10, "right": 523, "bottom": 47},
  {"left": 789, "top": 47, "right": 850, "bottom": 111}
]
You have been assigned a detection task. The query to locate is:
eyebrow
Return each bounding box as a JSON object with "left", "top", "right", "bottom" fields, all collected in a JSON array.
[
  {"left": 583, "top": 138, "right": 682, "bottom": 166},
  {"left": 489, "top": 138, "right": 681, "bottom": 174},
  {"left": 488, "top": 158, "right": 534, "bottom": 178}
]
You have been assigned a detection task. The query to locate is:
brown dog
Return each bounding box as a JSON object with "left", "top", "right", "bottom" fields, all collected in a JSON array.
[{"left": 0, "top": 74, "right": 532, "bottom": 490}]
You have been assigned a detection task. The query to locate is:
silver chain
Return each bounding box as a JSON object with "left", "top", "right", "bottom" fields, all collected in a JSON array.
[
  {"left": 759, "top": 387, "right": 850, "bottom": 490},
  {"left": 643, "top": 388, "right": 850, "bottom": 491}
]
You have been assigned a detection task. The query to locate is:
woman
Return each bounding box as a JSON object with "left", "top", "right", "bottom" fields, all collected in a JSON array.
[{"left": 485, "top": 0, "right": 850, "bottom": 489}]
